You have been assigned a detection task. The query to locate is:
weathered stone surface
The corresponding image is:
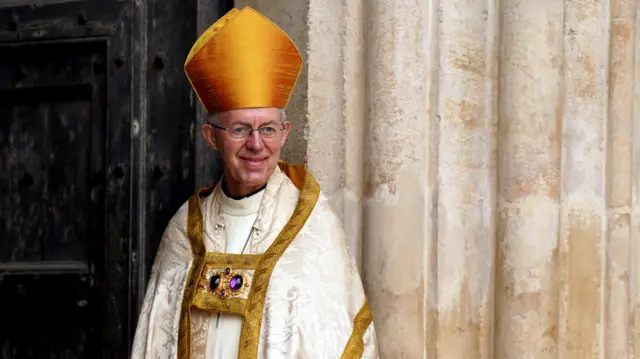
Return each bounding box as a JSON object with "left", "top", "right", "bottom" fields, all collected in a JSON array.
[{"left": 237, "top": 0, "right": 639, "bottom": 357}]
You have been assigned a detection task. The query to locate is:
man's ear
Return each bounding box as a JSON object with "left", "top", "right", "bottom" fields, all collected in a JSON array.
[
  {"left": 280, "top": 121, "right": 291, "bottom": 147},
  {"left": 201, "top": 124, "right": 219, "bottom": 152}
]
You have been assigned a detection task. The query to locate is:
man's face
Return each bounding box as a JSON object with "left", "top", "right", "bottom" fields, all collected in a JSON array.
[{"left": 201, "top": 107, "right": 290, "bottom": 196}]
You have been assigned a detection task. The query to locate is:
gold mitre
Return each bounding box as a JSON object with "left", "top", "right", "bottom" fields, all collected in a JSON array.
[{"left": 184, "top": 7, "right": 303, "bottom": 113}]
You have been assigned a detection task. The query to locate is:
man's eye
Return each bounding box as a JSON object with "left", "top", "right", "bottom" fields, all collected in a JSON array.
[
  {"left": 261, "top": 127, "right": 276, "bottom": 133},
  {"left": 232, "top": 127, "right": 248, "bottom": 133}
]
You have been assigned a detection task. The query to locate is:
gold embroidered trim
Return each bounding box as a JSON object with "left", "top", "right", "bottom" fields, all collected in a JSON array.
[
  {"left": 190, "top": 254, "right": 261, "bottom": 316},
  {"left": 340, "top": 300, "right": 374, "bottom": 359},
  {"left": 177, "top": 187, "right": 211, "bottom": 359},
  {"left": 238, "top": 166, "right": 320, "bottom": 358},
  {"left": 193, "top": 294, "right": 247, "bottom": 315},
  {"left": 205, "top": 253, "right": 262, "bottom": 268}
]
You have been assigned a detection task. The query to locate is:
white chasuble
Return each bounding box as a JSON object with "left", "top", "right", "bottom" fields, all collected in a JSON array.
[{"left": 130, "top": 162, "right": 379, "bottom": 359}]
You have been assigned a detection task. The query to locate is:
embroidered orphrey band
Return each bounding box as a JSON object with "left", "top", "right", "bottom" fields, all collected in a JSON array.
[
  {"left": 340, "top": 300, "right": 374, "bottom": 359},
  {"left": 177, "top": 185, "right": 211, "bottom": 359}
]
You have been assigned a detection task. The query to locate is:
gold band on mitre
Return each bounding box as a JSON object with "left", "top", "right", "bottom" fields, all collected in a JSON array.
[{"left": 184, "top": 7, "right": 303, "bottom": 113}]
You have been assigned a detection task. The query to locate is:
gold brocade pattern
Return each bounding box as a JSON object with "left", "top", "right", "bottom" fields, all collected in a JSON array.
[
  {"left": 177, "top": 165, "right": 320, "bottom": 359},
  {"left": 340, "top": 300, "right": 374, "bottom": 359}
]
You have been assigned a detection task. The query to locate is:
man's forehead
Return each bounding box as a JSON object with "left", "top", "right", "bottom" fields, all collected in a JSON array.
[{"left": 224, "top": 108, "right": 281, "bottom": 124}]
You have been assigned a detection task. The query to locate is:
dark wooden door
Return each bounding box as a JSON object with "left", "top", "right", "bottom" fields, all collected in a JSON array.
[{"left": 0, "top": 1, "right": 226, "bottom": 357}]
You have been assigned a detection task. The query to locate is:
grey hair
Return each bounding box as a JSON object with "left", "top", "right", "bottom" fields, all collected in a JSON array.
[{"left": 207, "top": 109, "right": 287, "bottom": 125}]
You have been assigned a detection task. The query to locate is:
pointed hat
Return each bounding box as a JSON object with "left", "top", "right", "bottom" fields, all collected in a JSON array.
[{"left": 184, "top": 7, "right": 303, "bottom": 113}]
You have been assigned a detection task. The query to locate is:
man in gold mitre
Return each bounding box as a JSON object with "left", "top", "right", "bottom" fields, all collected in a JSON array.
[{"left": 130, "top": 6, "right": 379, "bottom": 359}]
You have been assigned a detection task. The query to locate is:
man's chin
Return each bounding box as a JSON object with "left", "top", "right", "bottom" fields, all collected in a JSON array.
[
  {"left": 235, "top": 176, "right": 266, "bottom": 191},
  {"left": 241, "top": 167, "right": 277, "bottom": 184},
  {"left": 238, "top": 170, "right": 267, "bottom": 182}
]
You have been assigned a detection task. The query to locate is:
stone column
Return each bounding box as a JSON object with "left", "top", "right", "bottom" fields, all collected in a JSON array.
[
  {"left": 361, "top": 0, "right": 430, "bottom": 357},
  {"left": 556, "top": 0, "right": 609, "bottom": 357},
  {"left": 495, "top": 1, "right": 564, "bottom": 358},
  {"left": 606, "top": 0, "right": 637, "bottom": 357},
  {"left": 431, "top": 0, "right": 498, "bottom": 358}
]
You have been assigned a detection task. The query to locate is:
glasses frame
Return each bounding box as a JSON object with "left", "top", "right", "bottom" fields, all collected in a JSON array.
[{"left": 212, "top": 123, "right": 287, "bottom": 140}]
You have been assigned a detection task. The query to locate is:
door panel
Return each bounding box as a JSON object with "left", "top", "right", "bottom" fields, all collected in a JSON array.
[
  {"left": 0, "top": 2, "right": 129, "bottom": 358},
  {"left": 0, "top": 41, "right": 106, "bottom": 268}
]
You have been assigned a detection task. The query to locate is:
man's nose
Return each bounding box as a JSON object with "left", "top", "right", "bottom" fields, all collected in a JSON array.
[{"left": 245, "top": 130, "right": 264, "bottom": 150}]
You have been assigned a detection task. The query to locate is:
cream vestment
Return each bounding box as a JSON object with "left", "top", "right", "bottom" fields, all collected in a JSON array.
[{"left": 130, "top": 163, "right": 379, "bottom": 358}]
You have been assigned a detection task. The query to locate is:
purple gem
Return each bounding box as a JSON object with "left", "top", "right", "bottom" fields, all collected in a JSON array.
[
  {"left": 229, "top": 274, "right": 244, "bottom": 291},
  {"left": 225, "top": 268, "right": 231, "bottom": 275},
  {"left": 219, "top": 289, "right": 225, "bottom": 297},
  {"left": 209, "top": 275, "right": 221, "bottom": 291}
]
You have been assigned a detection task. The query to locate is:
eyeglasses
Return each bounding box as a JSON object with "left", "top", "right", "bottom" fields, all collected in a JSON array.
[{"left": 213, "top": 124, "right": 285, "bottom": 140}]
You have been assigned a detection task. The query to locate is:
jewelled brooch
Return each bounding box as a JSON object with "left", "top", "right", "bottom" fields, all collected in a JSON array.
[{"left": 208, "top": 268, "right": 246, "bottom": 298}]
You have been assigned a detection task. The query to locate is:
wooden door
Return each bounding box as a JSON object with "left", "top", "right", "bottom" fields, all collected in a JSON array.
[{"left": 0, "top": 0, "right": 224, "bottom": 357}]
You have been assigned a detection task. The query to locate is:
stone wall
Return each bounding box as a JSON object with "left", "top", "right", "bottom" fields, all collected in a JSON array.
[{"left": 237, "top": 0, "right": 639, "bottom": 357}]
